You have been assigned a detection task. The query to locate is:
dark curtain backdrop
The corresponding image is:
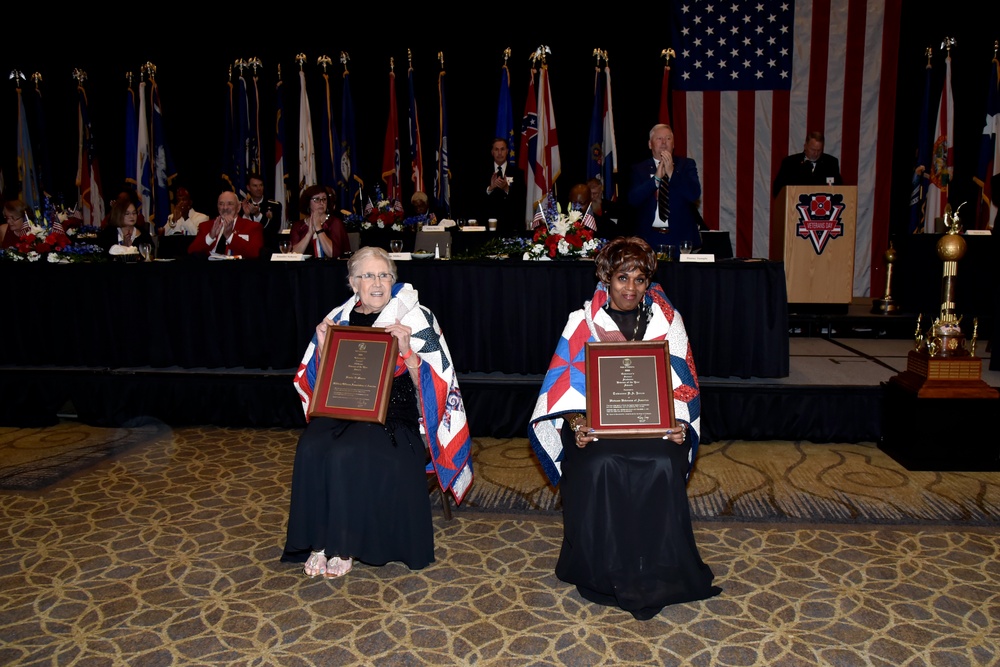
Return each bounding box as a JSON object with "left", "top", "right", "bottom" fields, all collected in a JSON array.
[{"left": 0, "top": 7, "right": 996, "bottom": 237}]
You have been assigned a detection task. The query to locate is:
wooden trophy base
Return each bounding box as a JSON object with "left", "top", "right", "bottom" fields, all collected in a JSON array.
[{"left": 889, "top": 350, "right": 999, "bottom": 399}]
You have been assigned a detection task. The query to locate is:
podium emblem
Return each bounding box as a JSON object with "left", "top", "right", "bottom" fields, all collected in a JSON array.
[{"left": 795, "top": 192, "right": 845, "bottom": 255}]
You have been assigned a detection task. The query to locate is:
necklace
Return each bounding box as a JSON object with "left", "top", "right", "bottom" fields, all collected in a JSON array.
[{"left": 605, "top": 302, "right": 646, "bottom": 341}]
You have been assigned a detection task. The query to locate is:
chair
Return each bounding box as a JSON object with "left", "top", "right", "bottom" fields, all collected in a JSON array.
[
  {"left": 426, "top": 460, "right": 453, "bottom": 519},
  {"left": 414, "top": 230, "right": 451, "bottom": 255},
  {"left": 700, "top": 230, "right": 733, "bottom": 259},
  {"left": 347, "top": 232, "right": 360, "bottom": 253}
]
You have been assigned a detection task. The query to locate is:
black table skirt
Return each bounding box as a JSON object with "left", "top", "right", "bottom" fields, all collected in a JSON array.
[{"left": 2, "top": 257, "right": 788, "bottom": 378}]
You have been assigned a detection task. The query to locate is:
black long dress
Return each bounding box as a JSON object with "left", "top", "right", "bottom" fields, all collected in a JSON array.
[
  {"left": 555, "top": 305, "right": 720, "bottom": 620},
  {"left": 281, "top": 309, "right": 434, "bottom": 570}
]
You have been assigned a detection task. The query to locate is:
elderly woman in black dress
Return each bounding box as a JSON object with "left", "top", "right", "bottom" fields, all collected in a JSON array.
[
  {"left": 528, "top": 236, "right": 720, "bottom": 620},
  {"left": 282, "top": 246, "right": 472, "bottom": 578}
]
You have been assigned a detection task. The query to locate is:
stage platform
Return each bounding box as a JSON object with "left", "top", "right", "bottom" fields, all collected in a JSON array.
[{"left": 3, "top": 328, "right": 995, "bottom": 445}]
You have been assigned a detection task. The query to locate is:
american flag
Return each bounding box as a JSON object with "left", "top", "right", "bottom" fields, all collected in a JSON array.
[
  {"left": 670, "top": 0, "right": 901, "bottom": 297},
  {"left": 532, "top": 201, "right": 545, "bottom": 229},
  {"left": 581, "top": 204, "right": 597, "bottom": 231}
]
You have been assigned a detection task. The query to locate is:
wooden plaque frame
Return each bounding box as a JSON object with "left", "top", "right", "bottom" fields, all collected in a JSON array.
[
  {"left": 308, "top": 325, "right": 398, "bottom": 423},
  {"left": 584, "top": 341, "right": 676, "bottom": 438}
]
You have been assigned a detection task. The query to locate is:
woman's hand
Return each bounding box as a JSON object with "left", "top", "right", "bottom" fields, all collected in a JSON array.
[
  {"left": 663, "top": 422, "right": 689, "bottom": 446},
  {"left": 384, "top": 320, "right": 420, "bottom": 369},
  {"left": 315, "top": 317, "right": 335, "bottom": 351},
  {"left": 567, "top": 413, "right": 598, "bottom": 448}
]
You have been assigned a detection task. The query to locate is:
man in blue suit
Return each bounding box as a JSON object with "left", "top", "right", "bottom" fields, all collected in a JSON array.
[{"left": 627, "top": 124, "right": 703, "bottom": 251}]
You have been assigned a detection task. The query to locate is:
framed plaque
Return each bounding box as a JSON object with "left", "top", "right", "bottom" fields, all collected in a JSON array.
[
  {"left": 584, "top": 341, "right": 676, "bottom": 438},
  {"left": 308, "top": 325, "right": 398, "bottom": 423}
]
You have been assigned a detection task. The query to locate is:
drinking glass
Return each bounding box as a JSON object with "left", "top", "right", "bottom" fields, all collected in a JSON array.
[
  {"left": 390, "top": 239, "right": 403, "bottom": 254},
  {"left": 680, "top": 241, "right": 693, "bottom": 255},
  {"left": 279, "top": 242, "right": 292, "bottom": 254}
]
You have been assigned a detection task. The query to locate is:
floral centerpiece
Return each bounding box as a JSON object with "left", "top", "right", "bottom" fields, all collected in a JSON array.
[
  {"left": 0, "top": 196, "right": 103, "bottom": 264},
  {"left": 523, "top": 193, "right": 603, "bottom": 260},
  {"left": 360, "top": 186, "right": 406, "bottom": 231}
]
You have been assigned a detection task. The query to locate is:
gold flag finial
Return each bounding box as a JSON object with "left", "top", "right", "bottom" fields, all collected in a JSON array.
[
  {"left": 72, "top": 68, "right": 87, "bottom": 85},
  {"left": 661, "top": 48, "right": 676, "bottom": 66},
  {"left": 924, "top": 46, "right": 933, "bottom": 67},
  {"left": 407, "top": 48, "right": 413, "bottom": 69},
  {"left": 317, "top": 55, "right": 332, "bottom": 72},
  {"left": 9, "top": 69, "right": 25, "bottom": 89},
  {"left": 277, "top": 63, "right": 282, "bottom": 82},
  {"left": 438, "top": 51, "right": 445, "bottom": 69},
  {"left": 503, "top": 47, "right": 511, "bottom": 63},
  {"left": 389, "top": 57, "right": 395, "bottom": 73},
  {"left": 940, "top": 36, "right": 955, "bottom": 55},
  {"left": 533, "top": 45, "right": 551, "bottom": 66},
  {"left": 295, "top": 53, "right": 307, "bottom": 71},
  {"left": 248, "top": 57, "right": 262, "bottom": 75}
]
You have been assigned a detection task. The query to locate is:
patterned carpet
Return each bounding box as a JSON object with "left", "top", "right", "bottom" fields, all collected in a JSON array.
[{"left": 2, "top": 424, "right": 999, "bottom": 665}]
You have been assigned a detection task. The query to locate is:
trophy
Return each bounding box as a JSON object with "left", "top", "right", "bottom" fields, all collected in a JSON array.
[
  {"left": 889, "top": 204, "right": 998, "bottom": 399},
  {"left": 870, "top": 243, "right": 899, "bottom": 314}
]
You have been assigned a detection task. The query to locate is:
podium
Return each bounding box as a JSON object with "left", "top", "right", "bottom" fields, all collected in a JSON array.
[{"left": 770, "top": 185, "right": 857, "bottom": 304}]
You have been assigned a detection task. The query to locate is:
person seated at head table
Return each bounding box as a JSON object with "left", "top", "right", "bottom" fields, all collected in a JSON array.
[
  {"left": 101, "top": 190, "right": 147, "bottom": 231},
  {"left": 241, "top": 172, "right": 284, "bottom": 251},
  {"left": 97, "top": 198, "right": 154, "bottom": 255},
  {"left": 282, "top": 246, "right": 473, "bottom": 578},
  {"left": 528, "top": 236, "right": 720, "bottom": 621},
  {"left": 585, "top": 177, "right": 628, "bottom": 239},
  {"left": 163, "top": 187, "right": 210, "bottom": 236},
  {"left": 1, "top": 199, "right": 32, "bottom": 249},
  {"left": 187, "top": 191, "right": 264, "bottom": 259},
  {"left": 409, "top": 191, "right": 438, "bottom": 224},
  {"left": 289, "top": 185, "right": 349, "bottom": 257}
]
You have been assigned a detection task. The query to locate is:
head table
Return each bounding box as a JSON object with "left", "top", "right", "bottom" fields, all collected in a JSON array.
[{"left": 2, "top": 257, "right": 788, "bottom": 379}]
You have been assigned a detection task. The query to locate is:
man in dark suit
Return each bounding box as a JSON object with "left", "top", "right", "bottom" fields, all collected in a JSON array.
[
  {"left": 772, "top": 131, "right": 843, "bottom": 198},
  {"left": 483, "top": 138, "right": 525, "bottom": 236},
  {"left": 188, "top": 191, "right": 264, "bottom": 259},
  {"left": 241, "top": 172, "right": 283, "bottom": 251},
  {"left": 627, "top": 124, "right": 703, "bottom": 250}
]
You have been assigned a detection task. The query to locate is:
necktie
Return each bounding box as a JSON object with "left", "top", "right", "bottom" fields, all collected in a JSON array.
[
  {"left": 810, "top": 161, "right": 816, "bottom": 173},
  {"left": 657, "top": 174, "right": 670, "bottom": 224},
  {"left": 215, "top": 233, "right": 227, "bottom": 255},
  {"left": 497, "top": 165, "right": 503, "bottom": 180}
]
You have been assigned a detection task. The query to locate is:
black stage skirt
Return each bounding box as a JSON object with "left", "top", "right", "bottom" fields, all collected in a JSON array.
[
  {"left": 557, "top": 427, "right": 721, "bottom": 620},
  {"left": 281, "top": 417, "right": 434, "bottom": 570}
]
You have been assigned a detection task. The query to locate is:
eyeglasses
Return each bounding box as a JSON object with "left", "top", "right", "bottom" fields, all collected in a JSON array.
[
  {"left": 311, "top": 196, "right": 328, "bottom": 202},
  {"left": 355, "top": 272, "right": 394, "bottom": 283}
]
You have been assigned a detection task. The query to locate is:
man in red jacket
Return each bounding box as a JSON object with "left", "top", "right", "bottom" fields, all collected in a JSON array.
[{"left": 188, "top": 190, "right": 264, "bottom": 259}]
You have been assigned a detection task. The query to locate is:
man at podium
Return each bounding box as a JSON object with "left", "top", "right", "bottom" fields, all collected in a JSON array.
[{"left": 772, "top": 131, "right": 843, "bottom": 198}]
